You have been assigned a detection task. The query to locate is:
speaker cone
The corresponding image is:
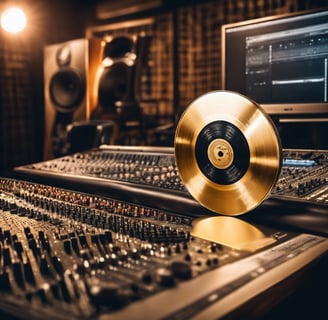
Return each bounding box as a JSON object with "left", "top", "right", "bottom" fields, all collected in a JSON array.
[
  {"left": 49, "top": 69, "right": 85, "bottom": 112},
  {"left": 98, "top": 62, "right": 131, "bottom": 109}
]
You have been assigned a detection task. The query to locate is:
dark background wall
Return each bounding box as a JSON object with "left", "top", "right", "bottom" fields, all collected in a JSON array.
[{"left": 0, "top": 0, "right": 326, "bottom": 176}]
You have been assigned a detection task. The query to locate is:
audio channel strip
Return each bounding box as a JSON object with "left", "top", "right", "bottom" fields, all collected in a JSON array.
[
  {"left": 0, "top": 177, "right": 327, "bottom": 320},
  {"left": 14, "top": 146, "right": 328, "bottom": 235}
]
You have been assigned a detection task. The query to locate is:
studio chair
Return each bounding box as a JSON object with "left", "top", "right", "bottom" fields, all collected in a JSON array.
[{"left": 63, "top": 120, "right": 117, "bottom": 155}]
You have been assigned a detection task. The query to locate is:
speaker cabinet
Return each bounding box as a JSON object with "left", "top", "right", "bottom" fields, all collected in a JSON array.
[
  {"left": 91, "top": 35, "right": 150, "bottom": 144},
  {"left": 43, "top": 38, "right": 103, "bottom": 159}
]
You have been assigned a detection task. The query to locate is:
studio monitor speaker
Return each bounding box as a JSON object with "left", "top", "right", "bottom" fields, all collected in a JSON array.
[
  {"left": 91, "top": 35, "right": 151, "bottom": 124},
  {"left": 43, "top": 38, "right": 103, "bottom": 159}
]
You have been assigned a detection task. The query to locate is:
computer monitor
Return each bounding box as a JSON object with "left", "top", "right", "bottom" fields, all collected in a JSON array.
[{"left": 222, "top": 9, "right": 328, "bottom": 120}]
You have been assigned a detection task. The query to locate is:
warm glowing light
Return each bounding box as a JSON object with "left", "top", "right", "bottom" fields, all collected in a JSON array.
[{"left": 1, "top": 7, "right": 27, "bottom": 33}]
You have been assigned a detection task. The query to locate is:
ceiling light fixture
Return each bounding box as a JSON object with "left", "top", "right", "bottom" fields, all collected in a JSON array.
[{"left": 1, "top": 7, "right": 27, "bottom": 33}]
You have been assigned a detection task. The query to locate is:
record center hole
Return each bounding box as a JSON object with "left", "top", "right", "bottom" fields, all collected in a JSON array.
[{"left": 207, "top": 139, "right": 234, "bottom": 170}]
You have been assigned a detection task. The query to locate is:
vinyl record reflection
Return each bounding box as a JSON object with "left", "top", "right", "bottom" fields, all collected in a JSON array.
[{"left": 191, "top": 216, "right": 276, "bottom": 251}]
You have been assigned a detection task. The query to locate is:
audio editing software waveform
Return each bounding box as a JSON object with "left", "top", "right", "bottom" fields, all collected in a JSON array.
[
  {"left": 1, "top": 178, "right": 328, "bottom": 320},
  {"left": 15, "top": 146, "right": 328, "bottom": 208}
]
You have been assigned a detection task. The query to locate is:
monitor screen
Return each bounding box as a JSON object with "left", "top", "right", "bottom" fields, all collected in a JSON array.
[{"left": 222, "top": 9, "right": 328, "bottom": 118}]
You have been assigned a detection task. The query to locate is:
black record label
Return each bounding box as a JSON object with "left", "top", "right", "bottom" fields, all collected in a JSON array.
[{"left": 195, "top": 120, "right": 250, "bottom": 185}]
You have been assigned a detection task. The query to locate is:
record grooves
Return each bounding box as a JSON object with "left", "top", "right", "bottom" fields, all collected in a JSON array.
[{"left": 195, "top": 120, "right": 250, "bottom": 185}]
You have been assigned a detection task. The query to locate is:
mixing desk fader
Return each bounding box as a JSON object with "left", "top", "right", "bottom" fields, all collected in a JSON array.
[
  {"left": 0, "top": 177, "right": 327, "bottom": 320},
  {"left": 273, "top": 149, "right": 328, "bottom": 203}
]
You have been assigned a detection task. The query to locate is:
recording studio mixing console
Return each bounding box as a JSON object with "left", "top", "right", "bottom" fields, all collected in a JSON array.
[
  {"left": 14, "top": 146, "right": 328, "bottom": 218},
  {"left": 15, "top": 146, "right": 328, "bottom": 203},
  {"left": 0, "top": 177, "right": 328, "bottom": 320}
]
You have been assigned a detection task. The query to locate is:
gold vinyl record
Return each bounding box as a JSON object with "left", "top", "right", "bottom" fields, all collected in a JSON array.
[{"left": 174, "top": 90, "right": 282, "bottom": 215}]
